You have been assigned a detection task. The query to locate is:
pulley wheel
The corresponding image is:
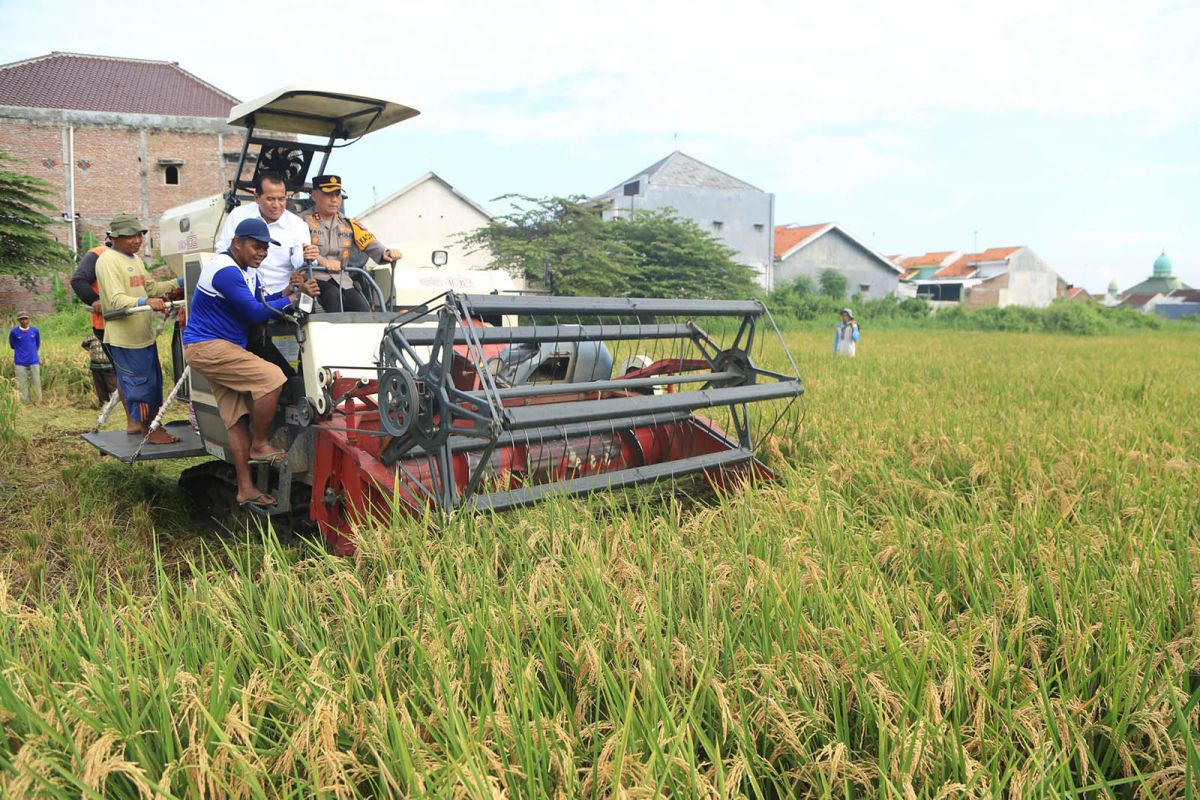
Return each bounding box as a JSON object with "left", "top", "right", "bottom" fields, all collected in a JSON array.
[{"left": 378, "top": 368, "right": 417, "bottom": 438}]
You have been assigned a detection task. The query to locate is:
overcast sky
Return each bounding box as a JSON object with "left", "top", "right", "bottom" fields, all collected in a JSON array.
[{"left": 2, "top": 0, "right": 1196, "bottom": 292}]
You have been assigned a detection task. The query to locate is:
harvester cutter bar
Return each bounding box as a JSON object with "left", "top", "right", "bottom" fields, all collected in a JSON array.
[{"left": 466, "top": 447, "right": 756, "bottom": 514}]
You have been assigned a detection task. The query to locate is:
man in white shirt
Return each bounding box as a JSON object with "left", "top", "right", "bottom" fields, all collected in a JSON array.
[{"left": 216, "top": 171, "right": 318, "bottom": 293}]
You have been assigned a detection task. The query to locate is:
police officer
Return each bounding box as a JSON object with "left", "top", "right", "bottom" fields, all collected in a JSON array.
[{"left": 300, "top": 175, "right": 402, "bottom": 312}]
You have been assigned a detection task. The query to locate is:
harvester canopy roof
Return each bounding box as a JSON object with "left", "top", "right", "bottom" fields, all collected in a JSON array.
[{"left": 227, "top": 85, "right": 419, "bottom": 139}]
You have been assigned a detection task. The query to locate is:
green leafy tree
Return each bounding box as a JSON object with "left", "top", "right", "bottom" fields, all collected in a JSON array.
[
  {"left": 818, "top": 267, "right": 848, "bottom": 299},
  {"left": 463, "top": 195, "right": 757, "bottom": 298},
  {"left": 461, "top": 195, "right": 638, "bottom": 297},
  {"left": 612, "top": 209, "right": 757, "bottom": 299},
  {"left": 785, "top": 274, "right": 816, "bottom": 296},
  {"left": 0, "top": 151, "right": 73, "bottom": 278}
]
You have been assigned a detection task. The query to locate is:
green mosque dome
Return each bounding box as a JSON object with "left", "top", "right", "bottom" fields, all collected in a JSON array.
[
  {"left": 1153, "top": 250, "right": 1172, "bottom": 278},
  {"left": 1108, "top": 278, "right": 1119, "bottom": 295}
]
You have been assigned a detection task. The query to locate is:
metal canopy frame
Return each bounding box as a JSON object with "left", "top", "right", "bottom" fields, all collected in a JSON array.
[{"left": 223, "top": 85, "right": 420, "bottom": 208}]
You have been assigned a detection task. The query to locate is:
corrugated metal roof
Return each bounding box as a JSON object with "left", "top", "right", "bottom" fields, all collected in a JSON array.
[{"left": 0, "top": 52, "right": 238, "bottom": 117}]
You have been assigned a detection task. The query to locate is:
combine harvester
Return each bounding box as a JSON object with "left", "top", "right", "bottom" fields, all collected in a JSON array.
[{"left": 83, "top": 87, "right": 805, "bottom": 554}]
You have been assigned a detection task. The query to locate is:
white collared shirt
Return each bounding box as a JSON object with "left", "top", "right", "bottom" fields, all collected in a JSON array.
[{"left": 215, "top": 202, "right": 310, "bottom": 293}]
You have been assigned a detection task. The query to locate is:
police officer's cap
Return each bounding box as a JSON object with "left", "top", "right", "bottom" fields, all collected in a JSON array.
[{"left": 311, "top": 175, "right": 348, "bottom": 198}]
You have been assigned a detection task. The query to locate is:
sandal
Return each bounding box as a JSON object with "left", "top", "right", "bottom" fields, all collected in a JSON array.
[
  {"left": 148, "top": 433, "right": 182, "bottom": 445},
  {"left": 248, "top": 449, "right": 287, "bottom": 464},
  {"left": 237, "top": 492, "right": 276, "bottom": 509}
]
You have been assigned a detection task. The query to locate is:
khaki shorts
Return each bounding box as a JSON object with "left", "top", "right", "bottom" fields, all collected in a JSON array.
[{"left": 183, "top": 339, "right": 286, "bottom": 429}]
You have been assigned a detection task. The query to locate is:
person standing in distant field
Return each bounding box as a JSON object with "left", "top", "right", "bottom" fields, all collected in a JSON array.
[
  {"left": 834, "top": 308, "right": 859, "bottom": 358},
  {"left": 9, "top": 311, "right": 41, "bottom": 404}
]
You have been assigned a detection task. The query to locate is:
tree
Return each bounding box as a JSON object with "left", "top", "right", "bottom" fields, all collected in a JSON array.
[
  {"left": 788, "top": 274, "right": 817, "bottom": 296},
  {"left": 818, "top": 267, "right": 848, "bottom": 299},
  {"left": 462, "top": 195, "right": 757, "bottom": 299},
  {"left": 611, "top": 209, "right": 757, "bottom": 300},
  {"left": 0, "top": 151, "right": 73, "bottom": 278},
  {"left": 461, "top": 195, "right": 638, "bottom": 297}
]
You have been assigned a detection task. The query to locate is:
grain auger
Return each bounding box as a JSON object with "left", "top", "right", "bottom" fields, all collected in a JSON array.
[{"left": 306, "top": 293, "right": 804, "bottom": 553}]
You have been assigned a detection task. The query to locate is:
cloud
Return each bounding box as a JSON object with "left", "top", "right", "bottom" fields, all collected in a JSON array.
[{"left": 4, "top": 0, "right": 1196, "bottom": 144}]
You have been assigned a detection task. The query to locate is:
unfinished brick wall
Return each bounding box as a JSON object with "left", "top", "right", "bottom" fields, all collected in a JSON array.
[{"left": 0, "top": 117, "right": 244, "bottom": 313}]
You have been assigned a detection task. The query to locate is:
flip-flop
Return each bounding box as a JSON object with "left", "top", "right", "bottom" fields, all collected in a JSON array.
[
  {"left": 237, "top": 492, "right": 276, "bottom": 509},
  {"left": 248, "top": 449, "right": 287, "bottom": 464}
]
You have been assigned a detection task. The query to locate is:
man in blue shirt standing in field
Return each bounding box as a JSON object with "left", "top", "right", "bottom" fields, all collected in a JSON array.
[
  {"left": 9, "top": 311, "right": 41, "bottom": 404},
  {"left": 183, "top": 218, "right": 318, "bottom": 509}
]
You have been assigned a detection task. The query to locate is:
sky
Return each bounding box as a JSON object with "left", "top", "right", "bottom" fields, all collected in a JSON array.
[{"left": 1, "top": 0, "right": 1196, "bottom": 293}]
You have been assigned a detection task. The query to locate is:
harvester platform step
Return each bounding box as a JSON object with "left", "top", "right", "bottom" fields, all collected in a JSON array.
[
  {"left": 466, "top": 446, "right": 756, "bottom": 514},
  {"left": 81, "top": 420, "right": 207, "bottom": 463}
]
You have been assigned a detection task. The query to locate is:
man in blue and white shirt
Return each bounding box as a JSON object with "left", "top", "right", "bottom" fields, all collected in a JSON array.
[
  {"left": 216, "top": 170, "right": 319, "bottom": 377},
  {"left": 184, "top": 218, "right": 318, "bottom": 509}
]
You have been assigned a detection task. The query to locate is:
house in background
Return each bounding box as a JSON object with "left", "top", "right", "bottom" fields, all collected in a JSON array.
[
  {"left": 773, "top": 222, "right": 900, "bottom": 299},
  {"left": 898, "top": 245, "right": 1065, "bottom": 308},
  {"left": 0, "top": 51, "right": 243, "bottom": 312},
  {"left": 592, "top": 151, "right": 775, "bottom": 289},
  {"left": 1118, "top": 293, "right": 1164, "bottom": 314},
  {"left": 1154, "top": 288, "right": 1200, "bottom": 319},
  {"left": 355, "top": 172, "right": 493, "bottom": 271}
]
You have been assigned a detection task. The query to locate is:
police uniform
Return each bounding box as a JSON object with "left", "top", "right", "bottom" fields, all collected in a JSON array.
[{"left": 300, "top": 175, "right": 393, "bottom": 312}]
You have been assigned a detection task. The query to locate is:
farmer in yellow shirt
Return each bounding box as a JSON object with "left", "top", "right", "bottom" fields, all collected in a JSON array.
[{"left": 96, "top": 213, "right": 184, "bottom": 444}]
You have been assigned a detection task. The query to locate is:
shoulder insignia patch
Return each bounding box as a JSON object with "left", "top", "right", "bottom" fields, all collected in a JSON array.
[{"left": 349, "top": 219, "right": 377, "bottom": 250}]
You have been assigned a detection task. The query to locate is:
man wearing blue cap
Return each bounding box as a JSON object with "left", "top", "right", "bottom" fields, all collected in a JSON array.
[{"left": 183, "top": 218, "right": 318, "bottom": 509}]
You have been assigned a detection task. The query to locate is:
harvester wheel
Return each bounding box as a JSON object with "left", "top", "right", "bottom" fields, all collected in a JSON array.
[
  {"left": 179, "top": 460, "right": 238, "bottom": 522},
  {"left": 378, "top": 368, "right": 417, "bottom": 438}
]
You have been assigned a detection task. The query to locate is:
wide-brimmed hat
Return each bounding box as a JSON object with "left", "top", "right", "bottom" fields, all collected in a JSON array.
[
  {"left": 233, "top": 218, "right": 281, "bottom": 246},
  {"left": 109, "top": 213, "right": 147, "bottom": 237},
  {"left": 311, "top": 174, "right": 347, "bottom": 198},
  {"left": 841, "top": 307, "right": 855, "bottom": 319},
  {"left": 16, "top": 311, "right": 29, "bottom": 320}
]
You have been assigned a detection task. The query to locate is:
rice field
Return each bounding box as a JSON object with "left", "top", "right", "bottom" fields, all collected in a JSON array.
[{"left": 0, "top": 324, "right": 1198, "bottom": 798}]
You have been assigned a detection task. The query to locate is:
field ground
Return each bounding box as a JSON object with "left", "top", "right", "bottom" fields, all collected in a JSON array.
[{"left": 0, "top": 323, "right": 1198, "bottom": 797}]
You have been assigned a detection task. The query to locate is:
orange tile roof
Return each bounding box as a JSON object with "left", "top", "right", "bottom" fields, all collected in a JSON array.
[
  {"left": 899, "top": 251, "right": 955, "bottom": 268},
  {"left": 774, "top": 223, "right": 830, "bottom": 257},
  {"left": 935, "top": 246, "right": 1022, "bottom": 279}
]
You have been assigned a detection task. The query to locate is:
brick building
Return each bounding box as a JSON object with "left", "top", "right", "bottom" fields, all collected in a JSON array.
[{"left": 0, "top": 52, "right": 243, "bottom": 311}]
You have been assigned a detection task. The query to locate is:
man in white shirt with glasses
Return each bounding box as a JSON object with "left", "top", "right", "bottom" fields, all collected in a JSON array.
[{"left": 216, "top": 170, "right": 318, "bottom": 294}]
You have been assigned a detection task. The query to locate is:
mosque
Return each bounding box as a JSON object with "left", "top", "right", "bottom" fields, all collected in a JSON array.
[
  {"left": 1121, "top": 251, "right": 1189, "bottom": 297},
  {"left": 1111, "top": 251, "right": 1199, "bottom": 316}
]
